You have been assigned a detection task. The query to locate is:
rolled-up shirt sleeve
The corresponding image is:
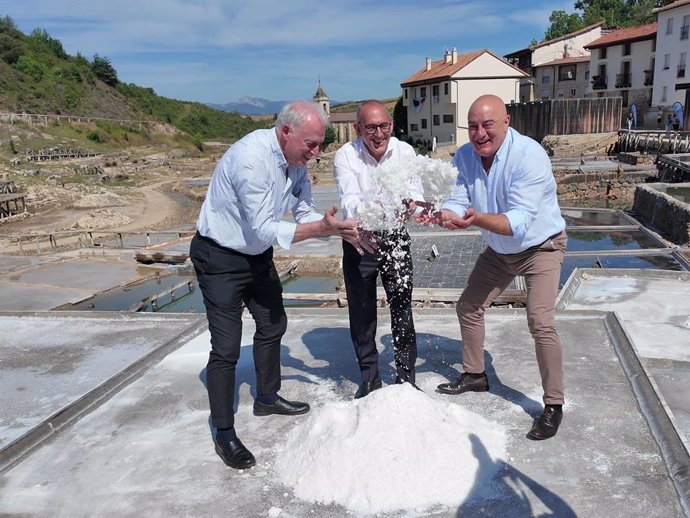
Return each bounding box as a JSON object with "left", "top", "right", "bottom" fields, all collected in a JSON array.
[{"left": 440, "top": 154, "right": 470, "bottom": 216}]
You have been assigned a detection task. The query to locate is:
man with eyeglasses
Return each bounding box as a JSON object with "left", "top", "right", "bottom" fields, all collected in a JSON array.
[{"left": 333, "top": 99, "right": 422, "bottom": 398}]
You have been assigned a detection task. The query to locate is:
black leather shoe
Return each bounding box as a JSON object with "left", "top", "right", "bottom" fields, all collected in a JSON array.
[
  {"left": 214, "top": 438, "right": 256, "bottom": 469},
  {"left": 436, "top": 372, "right": 489, "bottom": 395},
  {"left": 354, "top": 377, "right": 382, "bottom": 399},
  {"left": 253, "top": 395, "right": 310, "bottom": 416},
  {"left": 526, "top": 406, "right": 563, "bottom": 440}
]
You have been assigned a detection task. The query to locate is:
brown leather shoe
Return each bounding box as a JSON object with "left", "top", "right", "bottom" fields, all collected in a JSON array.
[
  {"left": 526, "top": 406, "right": 563, "bottom": 440},
  {"left": 436, "top": 372, "right": 489, "bottom": 395}
]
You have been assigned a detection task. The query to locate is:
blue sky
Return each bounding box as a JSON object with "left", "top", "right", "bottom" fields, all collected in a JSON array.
[{"left": 5, "top": 0, "right": 574, "bottom": 104}]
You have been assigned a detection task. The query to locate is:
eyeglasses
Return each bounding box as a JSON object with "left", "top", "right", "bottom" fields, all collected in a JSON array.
[{"left": 362, "top": 122, "right": 392, "bottom": 135}]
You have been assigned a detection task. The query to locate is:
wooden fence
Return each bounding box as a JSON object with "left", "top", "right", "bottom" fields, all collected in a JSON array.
[{"left": 507, "top": 98, "right": 623, "bottom": 142}]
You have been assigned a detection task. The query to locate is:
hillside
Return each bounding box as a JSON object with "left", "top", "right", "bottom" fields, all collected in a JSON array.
[{"left": 0, "top": 16, "right": 268, "bottom": 141}]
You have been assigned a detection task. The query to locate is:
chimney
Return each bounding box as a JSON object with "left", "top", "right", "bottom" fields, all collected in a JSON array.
[
  {"left": 444, "top": 50, "right": 451, "bottom": 64},
  {"left": 451, "top": 48, "right": 457, "bottom": 64},
  {"left": 425, "top": 57, "right": 432, "bottom": 71}
]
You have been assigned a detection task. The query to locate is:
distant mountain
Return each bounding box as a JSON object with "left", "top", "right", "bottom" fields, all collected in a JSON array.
[
  {"left": 208, "top": 96, "right": 351, "bottom": 115},
  {"left": 208, "top": 97, "right": 289, "bottom": 115}
]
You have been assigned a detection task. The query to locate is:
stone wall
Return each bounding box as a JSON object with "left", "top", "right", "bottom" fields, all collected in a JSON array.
[
  {"left": 632, "top": 184, "right": 690, "bottom": 244},
  {"left": 556, "top": 170, "right": 652, "bottom": 200}
]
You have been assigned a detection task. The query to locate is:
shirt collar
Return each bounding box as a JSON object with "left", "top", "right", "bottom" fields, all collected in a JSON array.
[
  {"left": 270, "top": 128, "right": 287, "bottom": 170},
  {"left": 355, "top": 136, "right": 394, "bottom": 164}
]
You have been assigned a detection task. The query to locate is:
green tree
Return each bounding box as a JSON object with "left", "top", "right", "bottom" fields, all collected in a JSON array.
[
  {"left": 545, "top": 0, "right": 676, "bottom": 38},
  {"left": 322, "top": 125, "right": 336, "bottom": 148},
  {"left": 29, "top": 28, "right": 67, "bottom": 58},
  {"left": 91, "top": 53, "right": 118, "bottom": 86},
  {"left": 392, "top": 96, "right": 407, "bottom": 140},
  {"left": 544, "top": 10, "right": 584, "bottom": 40},
  {"left": 0, "top": 33, "right": 23, "bottom": 64}
]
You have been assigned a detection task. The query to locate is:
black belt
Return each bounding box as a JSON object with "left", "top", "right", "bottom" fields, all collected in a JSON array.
[
  {"left": 195, "top": 231, "right": 271, "bottom": 259},
  {"left": 506, "top": 231, "right": 564, "bottom": 255}
]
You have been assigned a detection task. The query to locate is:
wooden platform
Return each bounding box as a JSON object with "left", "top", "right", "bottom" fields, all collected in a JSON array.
[{"left": 0, "top": 193, "right": 26, "bottom": 218}]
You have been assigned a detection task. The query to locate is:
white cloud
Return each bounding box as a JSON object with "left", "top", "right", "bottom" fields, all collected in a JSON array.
[{"left": 6, "top": 0, "right": 566, "bottom": 102}]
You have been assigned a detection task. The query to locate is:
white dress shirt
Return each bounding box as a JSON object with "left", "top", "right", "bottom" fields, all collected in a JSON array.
[
  {"left": 441, "top": 127, "right": 565, "bottom": 254},
  {"left": 333, "top": 136, "right": 423, "bottom": 220},
  {"left": 196, "top": 128, "right": 322, "bottom": 255}
]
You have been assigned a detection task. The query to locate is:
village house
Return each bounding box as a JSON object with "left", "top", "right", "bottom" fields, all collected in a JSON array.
[
  {"left": 504, "top": 22, "right": 603, "bottom": 102},
  {"left": 584, "top": 23, "right": 657, "bottom": 126},
  {"left": 653, "top": 0, "right": 690, "bottom": 129},
  {"left": 399, "top": 48, "right": 526, "bottom": 148}
]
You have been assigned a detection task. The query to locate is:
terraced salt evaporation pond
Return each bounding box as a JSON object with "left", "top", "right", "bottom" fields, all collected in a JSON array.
[
  {"left": 56, "top": 273, "right": 340, "bottom": 313},
  {"left": 53, "top": 207, "right": 690, "bottom": 313},
  {"left": 558, "top": 207, "right": 690, "bottom": 287}
]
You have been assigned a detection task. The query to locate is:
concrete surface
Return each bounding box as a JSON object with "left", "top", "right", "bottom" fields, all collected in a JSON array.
[{"left": 0, "top": 309, "right": 686, "bottom": 517}]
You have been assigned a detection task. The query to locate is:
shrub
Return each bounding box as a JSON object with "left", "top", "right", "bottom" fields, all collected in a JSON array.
[{"left": 86, "top": 131, "right": 100, "bottom": 143}]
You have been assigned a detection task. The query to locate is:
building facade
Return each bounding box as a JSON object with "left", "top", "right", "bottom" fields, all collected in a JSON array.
[
  {"left": 400, "top": 49, "right": 526, "bottom": 147},
  {"left": 653, "top": 0, "right": 690, "bottom": 128},
  {"left": 585, "top": 23, "right": 657, "bottom": 126},
  {"left": 532, "top": 56, "right": 591, "bottom": 100},
  {"left": 505, "top": 22, "right": 603, "bottom": 102}
]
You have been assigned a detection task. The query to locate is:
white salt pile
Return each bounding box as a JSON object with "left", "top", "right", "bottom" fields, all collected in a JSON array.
[
  {"left": 356, "top": 155, "right": 458, "bottom": 231},
  {"left": 274, "top": 383, "right": 506, "bottom": 515}
]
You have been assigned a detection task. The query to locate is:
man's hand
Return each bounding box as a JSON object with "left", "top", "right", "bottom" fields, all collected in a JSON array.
[
  {"left": 412, "top": 201, "right": 441, "bottom": 226},
  {"left": 344, "top": 228, "right": 378, "bottom": 255},
  {"left": 438, "top": 208, "right": 477, "bottom": 230},
  {"left": 321, "top": 206, "right": 359, "bottom": 241}
]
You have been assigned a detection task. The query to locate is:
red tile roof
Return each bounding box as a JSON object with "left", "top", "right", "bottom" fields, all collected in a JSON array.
[
  {"left": 400, "top": 49, "right": 525, "bottom": 87},
  {"left": 329, "top": 112, "right": 356, "bottom": 123},
  {"left": 584, "top": 23, "right": 657, "bottom": 49},
  {"left": 654, "top": 0, "right": 690, "bottom": 14},
  {"left": 532, "top": 55, "right": 590, "bottom": 69}
]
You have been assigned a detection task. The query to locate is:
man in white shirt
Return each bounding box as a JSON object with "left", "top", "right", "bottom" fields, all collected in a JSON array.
[
  {"left": 421, "top": 94, "right": 567, "bottom": 441},
  {"left": 334, "top": 100, "right": 423, "bottom": 398},
  {"left": 191, "top": 101, "right": 359, "bottom": 469}
]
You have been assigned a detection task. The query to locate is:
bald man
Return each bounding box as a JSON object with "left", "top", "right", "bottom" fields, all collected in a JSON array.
[{"left": 421, "top": 94, "right": 567, "bottom": 440}]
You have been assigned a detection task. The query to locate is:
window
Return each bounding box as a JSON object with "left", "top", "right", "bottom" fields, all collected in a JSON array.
[
  {"left": 444, "top": 82, "right": 449, "bottom": 95},
  {"left": 680, "top": 52, "right": 687, "bottom": 78},
  {"left": 432, "top": 84, "right": 439, "bottom": 103},
  {"left": 662, "top": 85, "right": 668, "bottom": 102},
  {"left": 420, "top": 87, "right": 427, "bottom": 98},
  {"left": 683, "top": 15, "right": 690, "bottom": 40},
  {"left": 410, "top": 123, "right": 419, "bottom": 132},
  {"left": 443, "top": 114, "right": 454, "bottom": 123},
  {"left": 570, "top": 88, "right": 577, "bottom": 97},
  {"left": 667, "top": 17, "right": 673, "bottom": 35},
  {"left": 623, "top": 43, "right": 631, "bottom": 56},
  {"left": 421, "top": 119, "right": 427, "bottom": 129},
  {"left": 542, "top": 70, "right": 551, "bottom": 84},
  {"left": 664, "top": 54, "right": 671, "bottom": 69},
  {"left": 600, "top": 47, "right": 607, "bottom": 59},
  {"left": 433, "top": 114, "right": 440, "bottom": 126},
  {"left": 404, "top": 88, "right": 408, "bottom": 99},
  {"left": 558, "top": 65, "right": 576, "bottom": 81},
  {"left": 653, "top": 38, "right": 656, "bottom": 52},
  {"left": 621, "top": 90, "right": 628, "bottom": 107},
  {"left": 557, "top": 90, "right": 564, "bottom": 98}
]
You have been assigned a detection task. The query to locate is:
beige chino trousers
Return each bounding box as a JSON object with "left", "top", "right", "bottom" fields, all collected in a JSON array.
[{"left": 457, "top": 231, "right": 567, "bottom": 405}]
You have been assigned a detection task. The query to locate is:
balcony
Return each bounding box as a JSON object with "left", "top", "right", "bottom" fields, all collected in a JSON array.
[
  {"left": 678, "top": 65, "right": 686, "bottom": 78},
  {"left": 591, "top": 75, "right": 607, "bottom": 90},
  {"left": 615, "top": 72, "right": 631, "bottom": 88},
  {"left": 643, "top": 69, "right": 654, "bottom": 86}
]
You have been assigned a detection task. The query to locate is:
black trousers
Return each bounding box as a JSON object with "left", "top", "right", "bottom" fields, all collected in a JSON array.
[
  {"left": 190, "top": 233, "right": 287, "bottom": 429},
  {"left": 342, "top": 228, "right": 417, "bottom": 383}
]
